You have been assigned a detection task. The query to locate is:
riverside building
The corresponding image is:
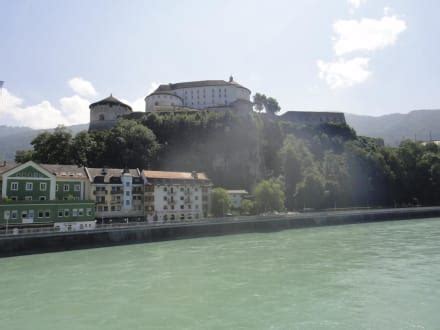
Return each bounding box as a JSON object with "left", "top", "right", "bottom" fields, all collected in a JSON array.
[
  {"left": 85, "top": 167, "right": 144, "bottom": 222},
  {"left": 0, "top": 161, "right": 95, "bottom": 231},
  {"left": 142, "top": 170, "right": 212, "bottom": 223}
]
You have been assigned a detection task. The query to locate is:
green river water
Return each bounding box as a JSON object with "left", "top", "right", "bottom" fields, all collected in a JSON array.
[{"left": 1, "top": 218, "right": 440, "bottom": 330}]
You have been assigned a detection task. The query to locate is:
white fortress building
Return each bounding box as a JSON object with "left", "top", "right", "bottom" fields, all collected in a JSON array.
[{"left": 145, "top": 76, "right": 252, "bottom": 114}]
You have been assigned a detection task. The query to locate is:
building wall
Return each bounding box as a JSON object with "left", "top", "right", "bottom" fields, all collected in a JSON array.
[
  {"left": 89, "top": 104, "right": 132, "bottom": 131},
  {"left": 92, "top": 182, "right": 144, "bottom": 220},
  {"left": 143, "top": 182, "right": 211, "bottom": 223},
  {"left": 0, "top": 201, "right": 95, "bottom": 226},
  {"left": 146, "top": 85, "right": 251, "bottom": 112}
]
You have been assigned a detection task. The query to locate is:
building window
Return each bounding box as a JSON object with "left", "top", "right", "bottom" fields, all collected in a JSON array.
[
  {"left": 21, "top": 211, "right": 28, "bottom": 219},
  {"left": 58, "top": 209, "right": 63, "bottom": 217},
  {"left": 25, "top": 182, "right": 33, "bottom": 191},
  {"left": 125, "top": 191, "right": 130, "bottom": 196},
  {"left": 11, "top": 196, "right": 17, "bottom": 201},
  {"left": 126, "top": 182, "right": 130, "bottom": 187},
  {"left": 195, "top": 196, "right": 199, "bottom": 200},
  {"left": 164, "top": 187, "right": 167, "bottom": 192},
  {"left": 39, "top": 210, "right": 44, "bottom": 218},
  {"left": 74, "top": 184, "right": 81, "bottom": 192},
  {"left": 163, "top": 196, "right": 167, "bottom": 201},
  {"left": 180, "top": 196, "right": 184, "bottom": 201},
  {"left": 10, "top": 182, "right": 18, "bottom": 191},
  {"left": 25, "top": 196, "right": 32, "bottom": 201},
  {"left": 86, "top": 208, "right": 92, "bottom": 216},
  {"left": 164, "top": 205, "right": 168, "bottom": 210},
  {"left": 11, "top": 210, "right": 17, "bottom": 220},
  {"left": 40, "top": 182, "right": 47, "bottom": 191},
  {"left": 180, "top": 205, "right": 184, "bottom": 209},
  {"left": 72, "top": 209, "right": 78, "bottom": 217},
  {"left": 44, "top": 210, "right": 50, "bottom": 218},
  {"left": 3, "top": 211, "right": 10, "bottom": 219},
  {"left": 63, "top": 184, "right": 69, "bottom": 192},
  {"left": 39, "top": 196, "right": 46, "bottom": 201},
  {"left": 56, "top": 184, "right": 59, "bottom": 191},
  {"left": 64, "top": 209, "right": 70, "bottom": 217},
  {"left": 196, "top": 205, "right": 199, "bottom": 209},
  {"left": 125, "top": 200, "right": 130, "bottom": 206}
]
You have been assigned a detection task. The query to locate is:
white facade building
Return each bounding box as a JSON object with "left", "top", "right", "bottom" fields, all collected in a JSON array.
[
  {"left": 145, "top": 77, "right": 252, "bottom": 113},
  {"left": 227, "top": 190, "right": 249, "bottom": 209},
  {"left": 142, "top": 170, "right": 212, "bottom": 223}
]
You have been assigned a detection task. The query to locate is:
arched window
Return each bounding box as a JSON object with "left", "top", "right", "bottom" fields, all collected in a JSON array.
[{"left": 99, "top": 114, "right": 105, "bottom": 121}]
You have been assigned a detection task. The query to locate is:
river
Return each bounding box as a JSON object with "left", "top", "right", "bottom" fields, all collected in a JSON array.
[{"left": 1, "top": 218, "right": 440, "bottom": 329}]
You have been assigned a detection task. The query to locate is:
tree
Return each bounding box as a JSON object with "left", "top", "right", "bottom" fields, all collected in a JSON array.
[
  {"left": 71, "top": 131, "right": 96, "bottom": 166},
  {"left": 31, "top": 126, "right": 74, "bottom": 164},
  {"left": 253, "top": 93, "right": 267, "bottom": 113},
  {"left": 210, "top": 188, "right": 231, "bottom": 217},
  {"left": 254, "top": 178, "right": 285, "bottom": 213},
  {"left": 294, "top": 173, "right": 325, "bottom": 210},
  {"left": 15, "top": 150, "right": 34, "bottom": 163},
  {"left": 240, "top": 199, "right": 255, "bottom": 215},
  {"left": 107, "top": 119, "right": 160, "bottom": 169},
  {"left": 264, "top": 97, "right": 281, "bottom": 115}
]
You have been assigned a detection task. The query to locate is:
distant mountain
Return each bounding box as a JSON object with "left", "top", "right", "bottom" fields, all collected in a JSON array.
[
  {"left": 345, "top": 109, "right": 440, "bottom": 146},
  {"left": 0, "top": 124, "right": 88, "bottom": 160}
]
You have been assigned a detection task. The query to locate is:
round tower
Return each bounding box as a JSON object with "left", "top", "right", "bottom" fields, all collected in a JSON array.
[{"left": 89, "top": 94, "right": 132, "bottom": 131}]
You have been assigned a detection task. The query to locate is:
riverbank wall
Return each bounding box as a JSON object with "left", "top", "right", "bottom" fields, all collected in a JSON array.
[{"left": 1, "top": 207, "right": 440, "bottom": 257}]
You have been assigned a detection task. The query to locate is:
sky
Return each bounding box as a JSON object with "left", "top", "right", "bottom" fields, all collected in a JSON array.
[{"left": 0, "top": 0, "right": 439, "bottom": 129}]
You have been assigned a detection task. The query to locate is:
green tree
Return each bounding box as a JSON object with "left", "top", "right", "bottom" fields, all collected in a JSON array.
[
  {"left": 210, "top": 188, "right": 232, "bottom": 217},
  {"left": 264, "top": 97, "right": 281, "bottom": 115},
  {"left": 108, "top": 119, "right": 160, "bottom": 169},
  {"left": 254, "top": 178, "right": 285, "bottom": 213},
  {"left": 15, "top": 150, "right": 34, "bottom": 163},
  {"left": 253, "top": 93, "right": 267, "bottom": 113},
  {"left": 240, "top": 199, "right": 255, "bottom": 215},
  {"left": 294, "top": 173, "right": 325, "bottom": 210},
  {"left": 31, "top": 126, "right": 74, "bottom": 164}
]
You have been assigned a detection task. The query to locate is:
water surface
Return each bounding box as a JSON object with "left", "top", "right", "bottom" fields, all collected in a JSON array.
[{"left": 1, "top": 218, "right": 440, "bottom": 329}]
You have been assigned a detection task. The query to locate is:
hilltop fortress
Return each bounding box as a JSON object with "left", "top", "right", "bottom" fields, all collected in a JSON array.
[{"left": 89, "top": 77, "right": 346, "bottom": 131}]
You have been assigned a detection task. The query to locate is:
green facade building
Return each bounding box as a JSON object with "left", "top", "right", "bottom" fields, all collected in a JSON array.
[{"left": 0, "top": 161, "right": 95, "bottom": 231}]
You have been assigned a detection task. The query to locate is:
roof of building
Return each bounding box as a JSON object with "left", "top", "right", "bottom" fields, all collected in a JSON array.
[
  {"left": 0, "top": 162, "right": 87, "bottom": 179},
  {"left": 142, "top": 170, "right": 210, "bottom": 181},
  {"left": 147, "top": 77, "right": 250, "bottom": 97},
  {"left": 85, "top": 167, "right": 141, "bottom": 184},
  {"left": 226, "top": 190, "right": 248, "bottom": 195},
  {"left": 0, "top": 162, "right": 17, "bottom": 175},
  {"left": 89, "top": 94, "right": 132, "bottom": 111},
  {"left": 40, "top": 164, "right": 87, "bottom": 179}
]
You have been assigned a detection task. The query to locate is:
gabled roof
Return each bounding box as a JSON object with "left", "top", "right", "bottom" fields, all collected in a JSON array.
[
  {"left": 85, "top": 167, "right": 141, "bottom": 184},
  {"left": 89, "top": 94, "right": 132, "bottom": 111},
  {"left": 0, "top": 162, "right": 17, "bottom": 175},
  {"left": 147, "top": 79, "right": 250, "bottom": 97},
  {"left": 142, "top": 170, "right": 210, "bottom": 181},
  {"left": 227, "top": 190, "right": 248, "bottom": 195},
  {"left": 40, "top": 164, "right": 87, "bottom": 179}
]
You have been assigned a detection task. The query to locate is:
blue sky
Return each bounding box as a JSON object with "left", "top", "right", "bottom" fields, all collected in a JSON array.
[{"left": 0, "top": 0, "right": 439, "bottom": 128}]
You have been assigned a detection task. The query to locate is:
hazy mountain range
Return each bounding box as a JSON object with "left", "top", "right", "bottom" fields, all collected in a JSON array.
[
  {"left": 345, "top": 109, "right": 440, "bottom": 146},
  {"left": 0, "top": 124, "right": 88, "bottom": 160},
  {"left": 0, "top": 109, "right": 439, "bottom": 160}
]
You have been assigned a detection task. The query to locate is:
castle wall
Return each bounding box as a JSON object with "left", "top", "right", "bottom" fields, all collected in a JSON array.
[{"left": 280, "top": 111, "right": 346, "bottom": 126}]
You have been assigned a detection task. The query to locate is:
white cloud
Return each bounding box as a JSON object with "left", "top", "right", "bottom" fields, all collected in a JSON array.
[
  {"left": 333, "top": 14, "right": 407, "bottom": 55},
  {"left": 68, "top": 77, "right": 97, "bottom": 98},
  {"left": 0, "top": 88, "right": 91, "bottom": 129},
  {"left": 317, "top": 57, "right": 371, "bottom": 89}
]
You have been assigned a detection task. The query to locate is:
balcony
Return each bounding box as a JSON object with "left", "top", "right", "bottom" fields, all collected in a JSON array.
[{"left": 111, "top": 190, "right": 122, "bottom": 195}]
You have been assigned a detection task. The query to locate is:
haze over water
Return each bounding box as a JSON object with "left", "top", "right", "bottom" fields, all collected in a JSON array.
[{"left": 1, "top": 219, "right": 440, "bottom": 329}]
